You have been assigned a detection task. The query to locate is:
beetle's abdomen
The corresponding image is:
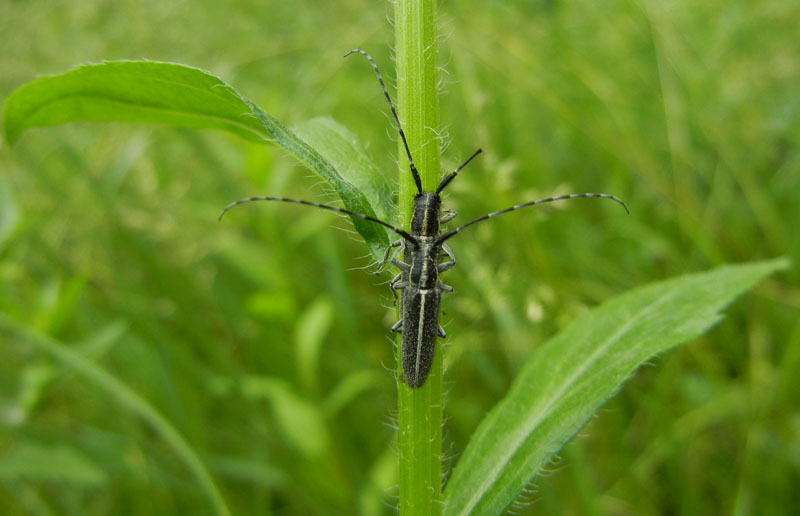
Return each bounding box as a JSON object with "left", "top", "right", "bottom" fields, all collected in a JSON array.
[{"left": 401, "top": 288, "right": 441, "bottom": 388}]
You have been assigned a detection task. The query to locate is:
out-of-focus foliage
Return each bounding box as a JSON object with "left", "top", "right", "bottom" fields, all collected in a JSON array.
[{"left": 0, "top": 0, "right": 796, "bottom": 514}]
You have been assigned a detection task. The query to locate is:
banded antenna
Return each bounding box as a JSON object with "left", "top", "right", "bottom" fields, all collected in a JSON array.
[
  {"left": 218, "top": 196, "right": 417, "bottom": 244},
  {"left": 344, "top": 49, "right": 424, "bottom": 195},
  {"left": 437, "top": 193, "right": 629, "bottom": 244}
]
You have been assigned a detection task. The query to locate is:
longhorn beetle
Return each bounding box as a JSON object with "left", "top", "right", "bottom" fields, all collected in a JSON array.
[{"left": 219, "top": 49, "right": 629, "bottom": 388}]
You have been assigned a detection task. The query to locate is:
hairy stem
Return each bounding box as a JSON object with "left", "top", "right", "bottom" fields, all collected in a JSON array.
[{"left": 395, "top": 0, "right": 443, "bottom": 514}]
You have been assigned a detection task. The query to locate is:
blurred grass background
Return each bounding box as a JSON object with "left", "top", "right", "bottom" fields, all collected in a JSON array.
[{"left": 1, "top": 0, "right": 797, "bottom": 514}]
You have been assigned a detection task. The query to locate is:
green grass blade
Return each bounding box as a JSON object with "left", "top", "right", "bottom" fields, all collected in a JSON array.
[
  {"left": 443, "top": 259, "right": 789, "bottom": 516},
  {"left": 1, "top": 60, "right": 389, "bottom": 253},
  {"left": 0, "top": 441, "right": 106, "bottom": 487},
  {"left": 0, "top": 314, "right": 232, "bottom": 516}
]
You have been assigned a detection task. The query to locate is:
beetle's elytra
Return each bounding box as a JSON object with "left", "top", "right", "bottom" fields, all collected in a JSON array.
[{"left": 220, "top": 49, "right": 629, "bottom": 388}]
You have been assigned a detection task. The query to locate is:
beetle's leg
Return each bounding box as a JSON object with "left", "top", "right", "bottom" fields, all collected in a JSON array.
[
  {"left": 438, "top": 326, "right": 447, "bottom": 338},
  {"left": 387, "top": 272, "right": 403, "bottom": 303},
  {"left": 393, "top": 257, "right": 411, "bottom": 271},
  {"left": 390, "top": 273, "right": 407, "bottom": 290},
  {"left": 391, "top": 320, "right": 402, "bottom": 333},
  {"left": 384, "top": 240, "right": 410, "bottom": 272},
  {"left": 375, "top": 239, "right": 402, "bottom": 274},
  {"left": 438, "top": 242, "right": 456, "bottom": 272},
  {"left": 440, "top": 208, "right": 457, "bottom": 224},
  {"left": 438, "top": 282, "right": 454, "bottom": 292}
]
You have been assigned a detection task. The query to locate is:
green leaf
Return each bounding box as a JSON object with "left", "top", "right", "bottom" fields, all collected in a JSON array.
[
  {"left": 0, "top": 441, "right": 106, "bottom": 487},
  {"left": 3, "top": 61, "right": 263, "bottom": 144},
  {"left": 443, "top": 259, "right": 789, "bottom": 516},
  {"left": 2, "top": 61, "right": 390, "bottom": 255},
  {"left": 241, "top": 376, "right": 330, "bottom": 459},
  {"left": 294, "top": 296, "right": 335, "bottom": 394},
  {"left": 293, "top": 117, "right": 394, "bottom": 224},
  {"left": 0, "top": 313, "right": 231, "bottom": 516}
]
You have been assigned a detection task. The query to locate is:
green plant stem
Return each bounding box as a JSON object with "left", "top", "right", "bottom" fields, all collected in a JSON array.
[{"left": 395, "top": 0, "right": 443, "bottom": 514}]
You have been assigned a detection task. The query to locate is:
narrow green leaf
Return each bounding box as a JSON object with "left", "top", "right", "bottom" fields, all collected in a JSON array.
[
  {"left": 0, "top": 441, "right": 106, "bottom": 487},
  {"left": 2, "top": 61, "right": 262, "bottom": 144},
  {"left": 241, "top": 376, "right": 330, "bottom": 459},
  {"left": 2, "top": 61, "right": 389, "bottom": 254},
  {"left": 443, "top": 259, "right": 788, "bottom": 516},
  {"left": 294, "top": 296, "right": 334, "bottom": 395},
  {"left": 293, "top": 117, "right": 394, "bottom": 224},
  {"left": 0, "top": 314, "right": 231, "bottom": 516}
]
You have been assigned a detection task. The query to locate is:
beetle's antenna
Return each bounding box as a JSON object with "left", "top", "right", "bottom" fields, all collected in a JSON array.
[
  {"left": 219, "top": 196, "right": 418, "bottom": 244},
  {"left": 345, "top": 48, "right": 423, "bottom": 195},
  {"left": 437, "top": 193, "right": 629, "bottom": 243},
  {"left": 435, "top": 148, "right": 483, "bottom": 195}
]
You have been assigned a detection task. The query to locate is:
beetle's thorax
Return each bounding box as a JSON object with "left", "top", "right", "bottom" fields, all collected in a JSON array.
[{"left": 410, "top": 193, "right": 442, "bottom": 237}]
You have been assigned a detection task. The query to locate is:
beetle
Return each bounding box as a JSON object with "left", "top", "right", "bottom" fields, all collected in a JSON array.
[{"left": 220, "top": 49, "right": 629, "bottom": 388}]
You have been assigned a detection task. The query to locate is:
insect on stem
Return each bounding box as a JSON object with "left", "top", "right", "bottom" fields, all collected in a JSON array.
[{"left": 219, "top": 49, "right": 629, "bottom": 388}]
